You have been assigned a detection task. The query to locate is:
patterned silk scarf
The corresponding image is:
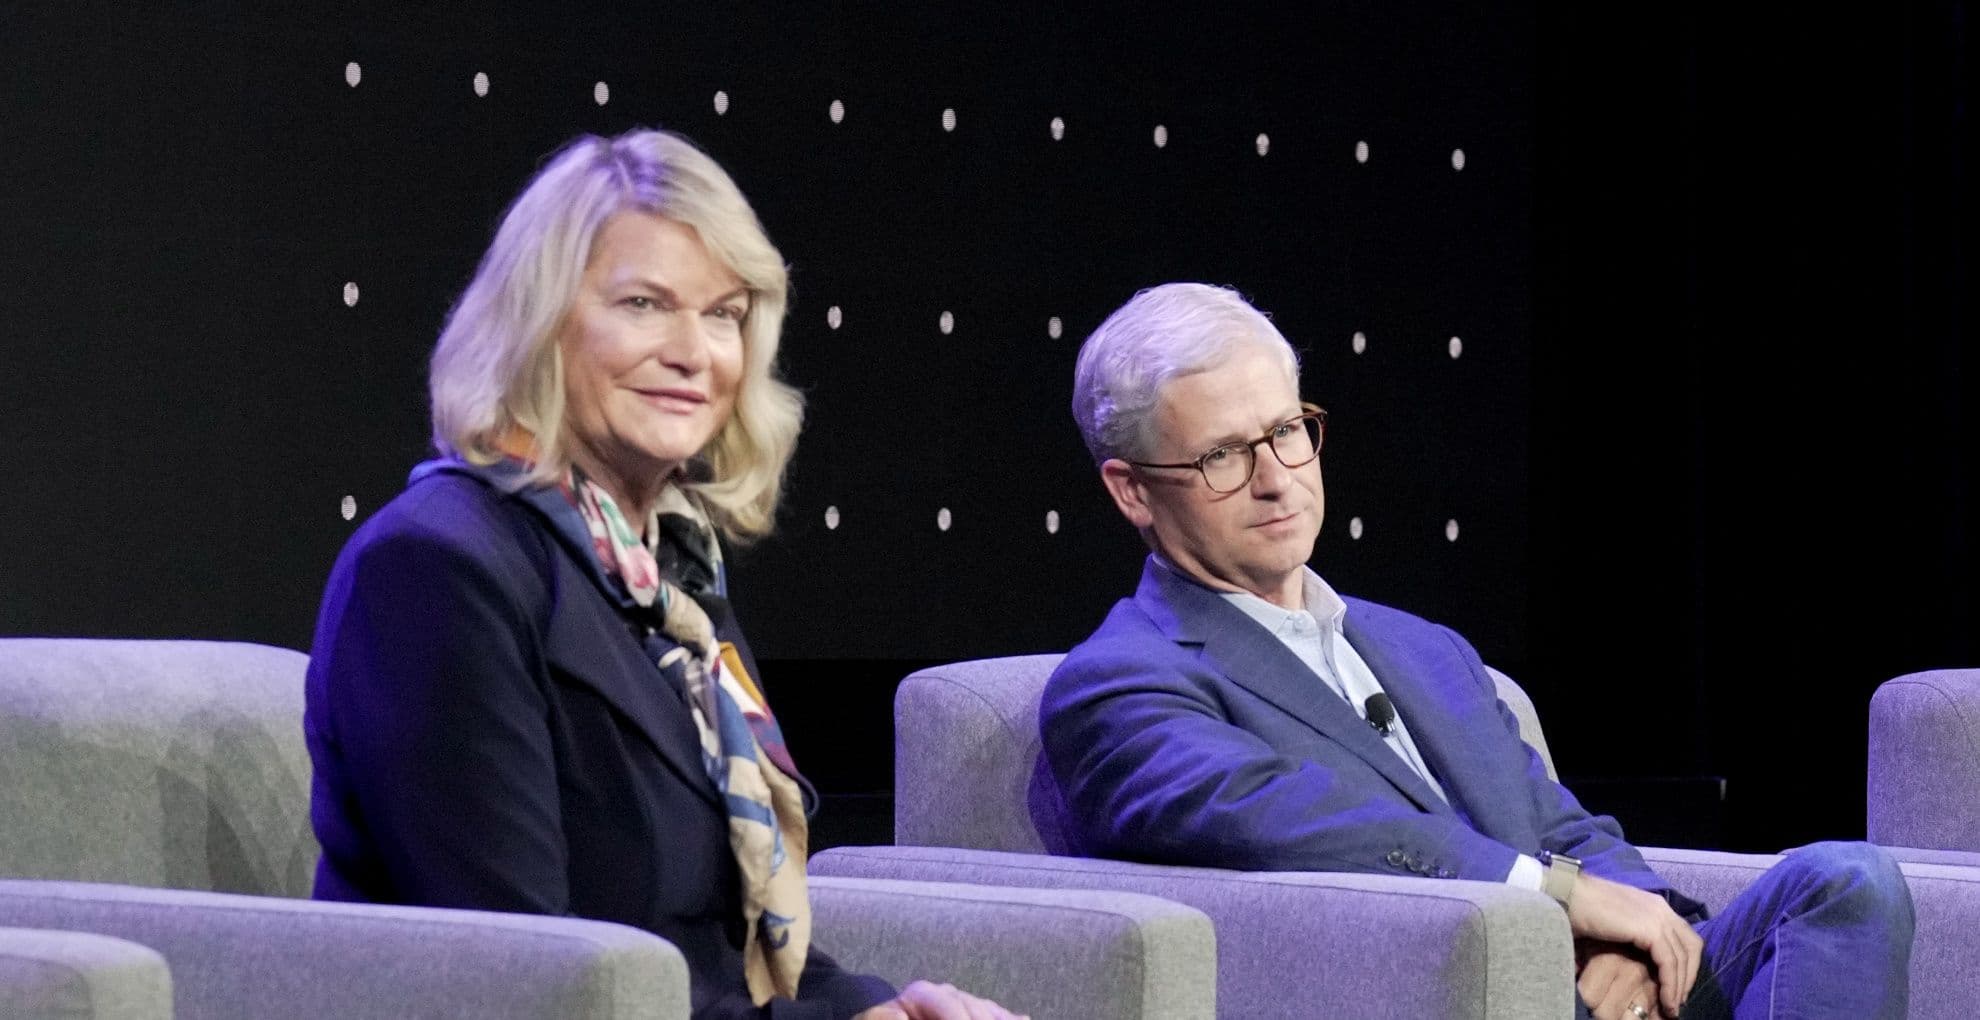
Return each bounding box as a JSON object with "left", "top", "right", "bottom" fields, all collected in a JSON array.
[{"left": 563, "top": 470, "right": 812, "bottom": 1005}]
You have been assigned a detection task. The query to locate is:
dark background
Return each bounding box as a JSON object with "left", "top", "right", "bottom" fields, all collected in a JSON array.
[{"left": 2, "top": 2, "right": 1970, "bottom": 853}]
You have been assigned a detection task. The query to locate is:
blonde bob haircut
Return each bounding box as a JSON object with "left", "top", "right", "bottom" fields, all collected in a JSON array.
[{"left": 429, "top": 128, "right": 800, "bottom": 543}]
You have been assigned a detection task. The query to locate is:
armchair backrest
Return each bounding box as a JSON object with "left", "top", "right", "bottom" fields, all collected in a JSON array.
[
  {"left": 1869, "top": 669, "right": 1980, "bottom": 852},
  {"left": 1492, "top": 666, "right": 1559, "bottom": 783},
  {"left": 894, "top": 654, "right": 1556, "bottom": 851},
  {"left": 895, "top": 655, "right": 1064, "bottom": 853},
  {"left": 0, "top": 639, "right": 317, "bottom": 897}
]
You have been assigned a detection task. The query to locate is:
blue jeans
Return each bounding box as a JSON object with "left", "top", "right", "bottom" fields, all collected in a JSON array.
[{"left": 1577, "top": 841, "right": 1914, "bottom": 1019}]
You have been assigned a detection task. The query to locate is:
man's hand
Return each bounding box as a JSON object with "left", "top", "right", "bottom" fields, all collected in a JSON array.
[
  {"left": 1577, "top": 941, "right": 1666, "bottom": 1020},
  {"left": 1564, "top": 873, "right": 1701, "bottom": 1018},
  {"left": 852, "top": 980, "right": 1029, "bottom": 1020}
]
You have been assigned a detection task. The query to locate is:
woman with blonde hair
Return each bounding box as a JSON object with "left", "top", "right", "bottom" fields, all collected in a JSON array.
[{"left": 305, "top": 128, "right": 1019, "bottom": 1020}]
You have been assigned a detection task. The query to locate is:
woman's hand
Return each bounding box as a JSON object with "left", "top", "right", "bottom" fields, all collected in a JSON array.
[{"left": 853, "top": 980, "right": 1029, "bottom": 1020}]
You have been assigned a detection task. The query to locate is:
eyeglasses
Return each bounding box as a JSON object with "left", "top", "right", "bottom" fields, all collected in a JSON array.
[{"left": 1128, "top": 403, "right": 1328, "bottom": 494}]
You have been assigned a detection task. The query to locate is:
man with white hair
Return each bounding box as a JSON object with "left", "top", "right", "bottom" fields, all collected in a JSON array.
[{"left": 1041, "top": 282, "right": 1914, "bottom": 1019}]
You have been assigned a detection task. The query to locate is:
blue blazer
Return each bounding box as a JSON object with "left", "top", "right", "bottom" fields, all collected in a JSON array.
[
  {"left": 305, "top": 469, "right": 893, "bottom": 1020},
  {"left": 1041, "top": 557, "right": 1703, "bottom": 918}
]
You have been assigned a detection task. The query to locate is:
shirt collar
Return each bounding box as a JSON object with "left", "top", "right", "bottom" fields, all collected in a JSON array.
[{"left": 1148, "top": 555, "right": 1348, "bottom": 635}]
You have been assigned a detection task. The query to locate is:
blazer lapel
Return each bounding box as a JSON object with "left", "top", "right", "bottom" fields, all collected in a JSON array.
[
  {"left": 542, "top": 551, "right": 723, "bottom": 807},
  {"left": 424, "top": 459, "right": 723, "bottom": 807},
  {"left": 1138, "top": 561, "right": 1454, "bottom": 815},
  {"left": 1341, "top": 605, "right": 1518, "bottom": 838}
]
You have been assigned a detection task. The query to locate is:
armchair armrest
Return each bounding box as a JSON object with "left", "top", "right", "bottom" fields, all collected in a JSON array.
[
  {"left": 1631, "top": 846, "right": 1777, "bottom": 915},
  {"left": 1879, "top": 845, "right": 1980, "bottom": 868},
  {"left": 813, "top": 845, "right": 1572, "bottom": 1020},
  {"left": 0, "top": 927, "right": 170, "bottom": 1020},
  {"left": 0, "top": 880, "right": 687, "bottom": 1020},
  {"left": 1639, "top": 845, "right": 1980, "bottom": 1020},
  {"left": 811, "top": 875, "right": 1213, "bottom": 1020}
]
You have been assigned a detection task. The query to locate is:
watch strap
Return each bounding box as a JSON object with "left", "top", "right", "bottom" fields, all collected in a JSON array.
[{"left": 1538, "top": 851, "right": 1580, "bottom": 907}]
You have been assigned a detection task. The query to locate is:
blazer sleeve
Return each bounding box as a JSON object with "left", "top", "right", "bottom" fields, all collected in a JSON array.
[
  {"left": 779, "top": 950, "right": 896, "bottom": 1020},
  {"left": 1493, "top": 676, "right": 1650, "bottom": 878},
  {"left": 1444, "top": 625, "right": 1705, "bottom": 919},
  {"left": 309, "top": 518, "right": 571, "bottom": 915},
  {"left": 1043, "top": 636, "right": 1527, "bottom": 881},
  {"left": 681, "top": 948, "right": 889, "bottom": 1020}
]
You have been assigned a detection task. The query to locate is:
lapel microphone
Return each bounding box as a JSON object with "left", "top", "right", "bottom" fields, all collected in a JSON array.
[{"left": 1363, "top": 692, "right": 1397, "bottom": 736}]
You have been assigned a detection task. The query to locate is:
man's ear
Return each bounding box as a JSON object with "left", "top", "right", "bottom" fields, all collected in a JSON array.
[{"left": 1100, "top": 459, "right": 1155, "bottom": 529}]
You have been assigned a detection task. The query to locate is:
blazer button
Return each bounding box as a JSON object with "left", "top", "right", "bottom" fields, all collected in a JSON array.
[{"left": 1386, "top": 850, "right": 1406, "bottom": 867}]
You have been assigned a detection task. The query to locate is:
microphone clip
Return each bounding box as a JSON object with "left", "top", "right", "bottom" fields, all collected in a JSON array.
[{"left": 1363, "top": 692, "right": 1397, "bottom": 737}]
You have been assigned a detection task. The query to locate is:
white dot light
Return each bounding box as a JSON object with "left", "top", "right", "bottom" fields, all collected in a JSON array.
[
  {"left": 1047, "top": 316, "right": 1063, "bottom": 339},
  {"left": 342, "top": 282, "right": 359, "bottom": 307},
  {"left": 824, "top": 505, "right": 840, "bottom": 530},
  {"left": 826, "top": 305, "right": 842, "bottom": 330},
  {"left": 1352, "top": 330, "right": 1367, "bottom": 354},
  {"left": 1050, "top": 116, "right": 1065, "bottom": 140},
  {"left": 593, "top": 81, "right": 610, "bottom": 106},
  {"left": 1448, "top": 336, "right": 1464, "bottom": 359},
  {"left": 939, "top": 310, "right": 954, "bottom": 335},
  {"left": 937, "top": 508, "right": 952, "bottom": 532},
  {"left": 1256, "top": 133, "right": 1271, "bottom": 156},
  {"left": 1355, "top": 140, "right": 1369, "bottom": 163},
  {"left": 1046, "top": 510, "right": 1061, "bottom": 534},
  {"left": 344, "top": 62, "right": 361, "bottom": 88},
  {"left": 340, "top": 495, "right": 357, "bottom": 521},
  {"left": 1445, "top": 519, "right": 1460, "bottom": 542},
  {"left": 1451, "top": 148, "right": 1467, "bottom": 171},
  {"left": 942, "top": 107, "right": 957, "bottom": 132},
  {"left": 1153, "top": 124, "right": 1168, "bottom": 148},
  {"left": 714, "top": 90, "right": 730, "bottom": 115},
  {"left": 828, "top": 98, "right": 843, "bottom": 123},
  {"left": 472, "top": 72, "right": 489, "bottom": 97},
  {"left": 1349, "top": 516, "right": 1364, "bottom": 540}
]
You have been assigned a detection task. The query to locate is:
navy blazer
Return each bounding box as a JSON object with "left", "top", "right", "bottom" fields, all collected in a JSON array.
[
  {"left": 1042, "top": 557, "right": 1704, "bottom": 919},
  {"left": 305, "top": 469, "right": 894, "bottom": 1020}
]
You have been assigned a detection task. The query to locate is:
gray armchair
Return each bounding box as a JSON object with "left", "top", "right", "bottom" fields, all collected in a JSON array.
[
  {"left": 812, "top": 653, "right": 1980, "bottom": 1020},
  {"left": 0, "top": 638, "right": 1216, "bottom": 1019},
  {"left": 0, "top": 638, "right": 690, "bottom": 1018},
  {"left": 814, "top": 655, "right": 1574, "bottom": 1018},
  {"left": 0, "top": 639, "right": 316, "bottom": 897},
  {"left": 1868, "top": 669, "right": 1980, "bottom": 853},
  {"left": 0, "top": 926, "right": 171, "bottom": 1020}
]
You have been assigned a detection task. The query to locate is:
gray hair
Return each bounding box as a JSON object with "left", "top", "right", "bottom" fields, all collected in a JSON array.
[
  {"left": 1071, "top": 283, "right": 1300, "bottom": 463},
  {"left": 429, "top": 128, "right": 800, "bottom": 542}
]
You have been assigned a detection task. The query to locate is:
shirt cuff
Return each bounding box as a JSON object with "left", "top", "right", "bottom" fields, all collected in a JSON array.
[{"left": 1505, "top": 853, "right": 1545, "bottom": 890}]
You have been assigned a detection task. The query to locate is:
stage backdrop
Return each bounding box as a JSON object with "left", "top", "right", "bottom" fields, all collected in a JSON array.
[{"left": 3, "top": 2, "right": 1969, "bottom": 852}]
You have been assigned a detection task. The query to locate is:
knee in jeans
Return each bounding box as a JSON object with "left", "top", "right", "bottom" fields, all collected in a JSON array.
[{"left": 1789, "top": 841, "right": 1912, "bottom": 918}]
